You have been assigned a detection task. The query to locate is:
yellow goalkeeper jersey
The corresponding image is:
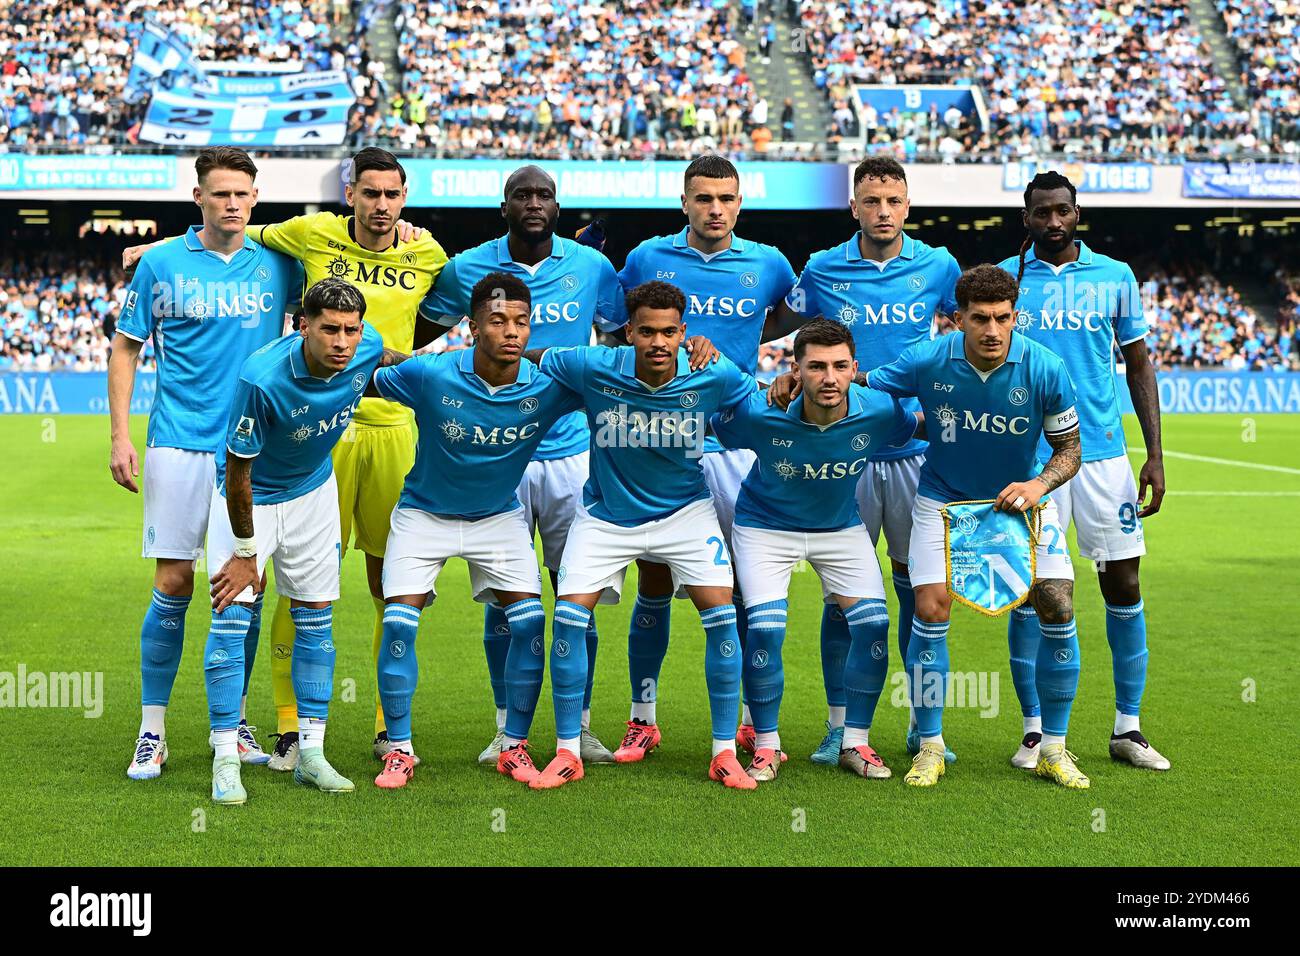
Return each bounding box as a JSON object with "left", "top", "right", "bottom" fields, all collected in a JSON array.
[{"left": 249, "top": 212, "right": 448, "bottom": 426}]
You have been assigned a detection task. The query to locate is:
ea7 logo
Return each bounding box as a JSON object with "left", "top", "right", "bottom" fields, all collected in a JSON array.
[
  {"left": 601, "top": 386, "right": 624, "bottom": 398},
  {"left": 441, "top": 396, "right": 463, "bottom": 408},
  {"left": 772, "top": 438, "right": 793, "bottom": 447},
  {"left": 933, "top": 382, "right": 954, "bottom": 391},
  {"left": 291, "top": 404, "right": 310, "bottom": 417},
  {"left": 655, "top": 271, "right": 676, "bottom": 279},
  {"left": 831, "top": 282, "right": 851, "bottom": 291}
]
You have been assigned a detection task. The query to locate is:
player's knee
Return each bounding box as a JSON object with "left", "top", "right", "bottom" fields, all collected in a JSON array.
[
  {"left": 154, "top": 561, "right": 194, "bottom": 596},
  {"left": 913, "top": 586, "right": 951, "bottom": 623},
  {"left": 1098, "top": 563, "right": 1141, "bottom": 606},
  {"left": 1032, "top": 579, "right": 1075, "bottom": 625}
]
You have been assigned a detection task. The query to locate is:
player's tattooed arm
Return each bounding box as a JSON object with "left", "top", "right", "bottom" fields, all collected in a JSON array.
[
  {"left": 1121, "top": 337, "right": 1165, "bottom": 517},
  {"left": 363, "top": 349, "right": 411, "bottom": 398},
  {"left": 1030, "top": 577, "right": 1074, "bottom": 625},
  {"left": 211, "top": 453, "right": 260, "bottom": 612},
  {"left": 1036, "top": 427, "right": 1082, "bottom": 493}
]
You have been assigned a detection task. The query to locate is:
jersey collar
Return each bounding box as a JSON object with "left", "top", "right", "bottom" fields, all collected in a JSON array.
[
  {"left": 495, "top": 234, "right": 569, "bottom": 265},
  {"left": 845, "top": 231, "right": 915, "bottom": 263},
  {"left": 290, "top": 338, "right": 340, "bottom": 382},
  {"left": 618, "top": 346, "right": 690, "bottom": 388},
  {"left": 347, "top": 217, "right": 398, "bottom": 251},
  {"left": 457, "top": 344, "right": 534, "bottom": 386},
  {"left": 672, "top": 226, "right": 748, "bottom": 256},
  {"left": 785, "top": 385, "right": 865, "bottom": 427},
  {"left": 1023, "top": 239, "right": 1093, "bottom": 268},
  {"left": 947, "top": 330, "right": 1026, "bottom": 367},
  {"left": 183, "top": 225, "right": 255, "bottom": 255}
]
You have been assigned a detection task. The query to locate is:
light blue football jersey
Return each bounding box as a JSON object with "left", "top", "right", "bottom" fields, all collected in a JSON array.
[
  {"left": 116, "top": 227, "right": 303, "bottom": 454},
  {"left": 220, "top": 324, "right": 384, "bottom": 505},
  {"left": 786, "top": 232, "right": 960, "bottom": 462},
  {"left": 539, "top": 346, "right": 758, "bottom": 526},
  {"left": 711, "top": 384, "right": 916, "bottom": 533},
  {"left": 867, "top": 332, "right": 1079, "bottom": 503},
  {"left": 418, "top": 234, "right": 626, "bottom": 461},
  {"left": 372, "top": 347, "right": 583, "bottom": 520},
  {"left": 998, "top": 240, "right": 1146, "bottom": 462},
  {"left": 619, "top": 227, "right": 795, "bottom": 453}
]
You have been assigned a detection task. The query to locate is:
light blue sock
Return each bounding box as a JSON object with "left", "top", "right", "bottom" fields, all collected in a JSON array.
[
  {"left": 550, "top": 601, "right": 591, "bottom": 742},
  {"left": 1105, "top": 600, "right": 1148, "bottom": 716},
  {"left": 290, "top": 605, "right": 335, "bottom": 721},
  {"left": 819, "top": 603, "right": 849, "bottom": 710},
  {"left": 140, "top": 588, "right": 190, "bottom": 707},
  {"left": 892, "top": 572, "right": 915, "bottom": 665},
  {"left": 503, "top": 598, "right": 546, "bottom": 741},
  {"left": 482, "top": 604, "right": 510, "bottom": 711},
  {"left": 377, "top": 603, "right": 421, "bottom": 743},
  {"left": 1008, "top": 604, "right": 1042, "bottom": 718},
  {"left": 906, "top": 617, "right": 950, "bottom": 738},
  {"left": 701, "top": 604, "right": 741, "bottom": 744},
  {"left": 743, "top": 600, "right": 787, "bottom": 734},
  {"left": 842, "top": 599, "right": 890, "bottom": 730},
  {"left": 734, "top": 596, "right": 750, "bottom": 708},
  {"left": 241, "top": 593, "right": 263, "bottom": 697},
  {"left": 204, "top": 604, "right": 253, "bottom": 731},
  {"left": 627, "top": 592, "right": 672, "bottom": 706},
  {"left": 582, "top": 616, "right": 598, "bottom": 710},
  {"left": 1037, "top": 617, "right": 1081, "bottom": 737}
]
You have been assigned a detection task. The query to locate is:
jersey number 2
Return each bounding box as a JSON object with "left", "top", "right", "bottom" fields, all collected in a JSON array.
[{"left": 706, "top": 535, "right": 730, "bottom": 566}]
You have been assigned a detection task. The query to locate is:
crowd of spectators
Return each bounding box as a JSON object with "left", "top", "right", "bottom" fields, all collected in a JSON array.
[
  {"left": 794, "top": 0, "right": 1299, "bottom": 162},
  {"left": 365, "top": 0, "right": 768, "bottom": 159},
  {"left": 0, "top": 0, "right": 338, "bottom": 150}
]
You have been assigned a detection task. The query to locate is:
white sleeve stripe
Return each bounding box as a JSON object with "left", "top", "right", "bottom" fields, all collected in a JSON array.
[
  {"left": 115, "top": 328, "right": 148, "bottom": 343},
  {"left": 1118, "top": 330, "right": 1148, "bottom": 346},
  {"left": 226, "top": 447, "right": 259, "bottom": 459}
]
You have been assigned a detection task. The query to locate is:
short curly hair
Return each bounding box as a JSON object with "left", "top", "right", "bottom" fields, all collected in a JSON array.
[
  {"left": 955, "top": 264, "right": 1019, "bottom": 310},
  {"left": 625, "top": 280, "right": 686, "bottom": 321}
]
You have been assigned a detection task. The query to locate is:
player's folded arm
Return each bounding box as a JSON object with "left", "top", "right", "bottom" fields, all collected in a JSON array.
[{"left": 1037, "top": 411, "right": 1082, "bottom": 492}]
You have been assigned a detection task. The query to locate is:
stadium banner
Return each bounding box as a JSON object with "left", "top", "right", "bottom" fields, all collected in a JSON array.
[
  {"left": 0, "top": 373, "right": 153, "bottom": 415},
  {"left": 0, "top": 155, "right": 176, "bottom": 191},
  {"left": 9, "top": 371, "right": 1297, "bottom": 416},
  {"left": 395, "top": 159, "right": 849, "bottom": 209},
  {"left": 124, "top": 19, "right": 210, "bottom": 104},
  {"left": 1003, "top": 162, "right": 1154, "bottom": 193},
  {"left": 1182, "top": 162, "right": 1300, "bottom": 200},
  {"left": 853, "top": 84, "right": 988, "bottom": 129},
  {"left": 140, "top": 72, "right": 355, "bottom": 147}
]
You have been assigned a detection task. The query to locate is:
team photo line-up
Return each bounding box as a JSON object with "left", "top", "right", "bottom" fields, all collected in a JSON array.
[{"left": 108, "top": 144, "right": 1169, "bottom": 805}]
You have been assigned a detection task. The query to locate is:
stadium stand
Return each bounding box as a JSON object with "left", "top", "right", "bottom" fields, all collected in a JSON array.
[
  {"left": 794, "top": 0, "right": 1295, "bottom": 160},
  {"left": 0, "top": 0, "right": 339, "bottom": 149},
  {"left": 1218, "top": 0, "right": 1300, "bottom": 148},
  {"left": 348, "top": 0, "right": 760, "bottom": 158}
]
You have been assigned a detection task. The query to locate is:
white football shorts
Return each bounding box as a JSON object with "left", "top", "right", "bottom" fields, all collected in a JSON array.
[
  {"left": 854, "top": 452, "right": 923, "bottom": 565},
  {"left": 556, "top": 497, "right": 734, "bottom": 604},
  {"left": 516, "top": 450, "right": 588, "bottom": 572},
  {"left": 907, "top": 494, "right": 1073, "bottom": 589},
  {"left": 142, "top": 446, "right": 216, "bottom": 560},
  {"left": 207, "top": 473, "right": 342, "bottom": 604},
  {"left": 382, "top": 505, "right": 543, "bottom": 602},
  {"left": 731, "top": 522, "right": 886, "bottom": 607},
  {"left": 702, "top": 447, "right": 757, "bottom": 542},
  {"left": 1049, "top": 454, "right": 1147, "bottom": 563}
]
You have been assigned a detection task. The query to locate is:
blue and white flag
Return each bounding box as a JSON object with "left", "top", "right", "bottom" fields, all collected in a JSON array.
[
  {"left": 124, "top": 19, "right": 210, "bottom": 104},
  {"left": 139, "top": 71, "right": 355, "bottom": 147},
  {"left": 941, "top": 500, "right": 1040, "bottom": 616}
]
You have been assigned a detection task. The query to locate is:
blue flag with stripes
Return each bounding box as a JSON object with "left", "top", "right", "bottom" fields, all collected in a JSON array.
[
  {"left": 941, "top": 500, "right": 1039, "bottom": 616},
  {"left": 124, "top": 19, "right": 210, "bottom": 104}
]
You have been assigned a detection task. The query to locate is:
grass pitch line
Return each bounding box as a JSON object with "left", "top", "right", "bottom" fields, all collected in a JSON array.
[
  {"left": 1164, "top": 490, "right": 1300, "bottom": 497},
  {"left": 1128, "top": 447, "right": 1300, "bottom": 476}
]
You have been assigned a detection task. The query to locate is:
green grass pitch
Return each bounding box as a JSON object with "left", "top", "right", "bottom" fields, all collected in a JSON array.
[{"left": 1, "top": 413, "right": 1297, "bottom": 866}]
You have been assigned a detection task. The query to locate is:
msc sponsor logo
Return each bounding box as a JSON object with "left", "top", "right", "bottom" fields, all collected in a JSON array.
[
  {"left": 440, "top": 418, "right": 468, "bottom": 442},
  {"left": 323, "top": 255, "right": 418, "bottom": 289},
  {"left": 532, "top": 301, "right": 582, "bottom": 324},
  {"left": 933, "top": 403, "right": 1030, "bottom": 436},
  {"left": 688, "top": 293, "right": 757, "bottom": 318}
]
